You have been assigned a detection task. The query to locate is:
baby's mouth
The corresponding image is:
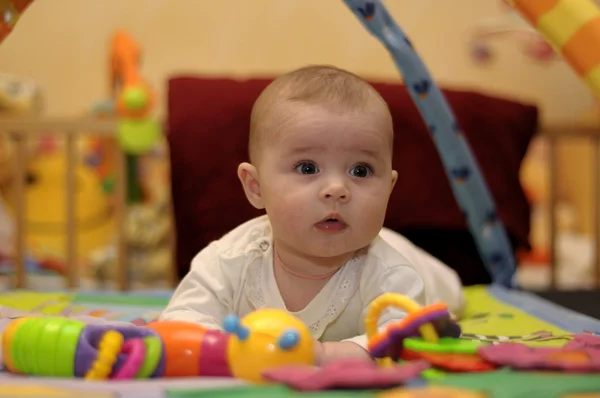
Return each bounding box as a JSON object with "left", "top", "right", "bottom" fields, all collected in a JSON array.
[{"left": 315, "top": 215, "right": 348, "bottom": 233}]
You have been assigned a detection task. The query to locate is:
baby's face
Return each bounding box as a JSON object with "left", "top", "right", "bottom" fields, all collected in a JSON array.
[{"left": 256, "top": 102, "right": 397, "bottom": 258}]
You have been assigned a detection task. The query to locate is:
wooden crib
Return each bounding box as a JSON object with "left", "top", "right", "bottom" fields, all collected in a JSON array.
[
  {"left": 1, "top": 116, "right": 599, "bottom": 291},
  {"left": 0, "top": 116, "right": 135, "bottom": 291},
  {"left": 544, "top": 121, "right": 600, "bottom": 289}
]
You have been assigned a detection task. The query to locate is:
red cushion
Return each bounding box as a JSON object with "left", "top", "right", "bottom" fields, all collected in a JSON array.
[{"left": 167, "top": 76, "right": 537, "bottom": 278}]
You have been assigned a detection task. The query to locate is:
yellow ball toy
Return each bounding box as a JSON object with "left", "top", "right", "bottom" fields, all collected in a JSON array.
[{"left": 224, "top": 309, "right": 315, "bottom": 383}]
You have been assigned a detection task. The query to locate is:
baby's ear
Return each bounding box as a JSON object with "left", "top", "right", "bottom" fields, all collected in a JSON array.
[
  {"left": 237, "top": 162, "right": 264, "bottom": 209},
  {"left": 391, "top": 170, "right": 398, "bottom": 190}
]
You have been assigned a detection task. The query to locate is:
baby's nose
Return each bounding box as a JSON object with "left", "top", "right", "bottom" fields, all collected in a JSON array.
[{"left": 321, "top": 183, "right": 350, "bottom": 201}]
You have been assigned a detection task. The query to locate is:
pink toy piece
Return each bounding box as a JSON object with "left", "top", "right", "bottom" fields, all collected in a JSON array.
[
  {"left": 478, "top": 342, "right": 600, "bottom": 372},
  {"left": 565, "top": 334, "right": 600, "bottom": 353},
  {"left": 112, "top": 338, "right": 146, "bottom": 379},
  {"left": 261, "top": 358, "right": 430, "bottom": 391},
  {"left": 198, "top": 329, "right": 231, "bottom": 377}
]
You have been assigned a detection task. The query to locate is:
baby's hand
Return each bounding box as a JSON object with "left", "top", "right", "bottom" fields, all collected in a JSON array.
[
  {"left": 313, "top": 340, "right": 372, "bottom": 366},
  {"left": 313, "top": 339, "right": 325, "bottom": 366}
]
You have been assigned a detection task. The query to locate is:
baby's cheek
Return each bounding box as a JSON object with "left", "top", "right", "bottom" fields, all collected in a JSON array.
[
  {"left": 266, "top": 195, "right": 303, "bottom": 225},
  {"left": 358, "top": 193, "right": 389, "bottom": 224}
]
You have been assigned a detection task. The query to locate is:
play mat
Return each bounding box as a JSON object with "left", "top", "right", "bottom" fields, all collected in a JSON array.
[{"left": 0, "top": 285, "right": 599, "bottom": 398}]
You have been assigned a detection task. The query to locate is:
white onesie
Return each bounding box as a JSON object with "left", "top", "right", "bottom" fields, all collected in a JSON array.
[{"left": 160, "top": 215, "right": 465, "bottom": 348}]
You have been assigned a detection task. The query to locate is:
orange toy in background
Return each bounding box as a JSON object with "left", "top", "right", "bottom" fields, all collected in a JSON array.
[
  {"left": 110, "top": 30, "right": 160, "bottom": 157},
  {"left": 0, "top": 0, "right": 34, "bottom": 44},
  {"left": 111, "top": 30, "right": 155, "bottom": 120},
  {"left": 109, "top": 30, "right": 162, "bottom": 204}
]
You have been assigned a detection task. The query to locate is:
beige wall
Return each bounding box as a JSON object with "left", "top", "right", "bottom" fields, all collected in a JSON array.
[
  {"left": 0, "top": 0, "right": 594, "bottom": 118},
  {"left": 1, "top": 0, "right": 597, "bottom": 231}
]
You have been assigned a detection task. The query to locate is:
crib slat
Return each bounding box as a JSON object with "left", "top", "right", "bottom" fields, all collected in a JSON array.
[
  {"left": 65, "top": 132, "right": 78, "bottom": 289},
  {"left": 548, "top": 137, "right": 558, "bottom": 289},
  {"left": 12, "top": 133, "right": 27, "bottom": 289},
  {"left": 594, "top": 137, "right": 600, "bottom": 287},
  {"left": 116, "top": 148, "right": 129, "bottom": 291}
]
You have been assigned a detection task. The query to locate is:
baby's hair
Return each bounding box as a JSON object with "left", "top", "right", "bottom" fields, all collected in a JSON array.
[{"left": 248, "top": 65, "right": 392, "bottom": 163}]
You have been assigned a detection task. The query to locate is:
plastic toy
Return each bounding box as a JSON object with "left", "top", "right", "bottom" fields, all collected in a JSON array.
[
  {"left": 110, "top": 30, "right": 160, "bottom": 156},
  {"left": 109, "top": 30, "right": 162, "bottom": 205},
  {"left": 363, "top": 293, "right": 496, "bottom": 372},
  {"left": 402, "top": 347, "right": 497, "bottom": 373},
  {"left": 362, "top": 293, "right": 492, "bottom": 373},
  {"left": 362, "top": 293, "right": 600, "bottom": 375},
  {"left": 343, "top": 0, "right": 518, "bottom": 288},
  {"left": 506, "top": 0, "right": 600, "bottom": 99},
  {"left": 1, "top": 308, "right": 315, "bottom": 383},
  {"left": 366, "top": 293, "right": 462, "bottom": 365},
  {"left": 261, "top": 358, "right": 431, "bottom": 391},
  {"left": 478, "top": 340, "right": 600, "bottom": 372}
]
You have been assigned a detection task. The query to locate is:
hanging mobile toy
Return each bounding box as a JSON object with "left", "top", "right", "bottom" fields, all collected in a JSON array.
[
  {"left": 110, "top": 30, "right": 161, "bottom": 155},
  {"left": 110, "top": 30, "right": 161, "bottom": 203}
]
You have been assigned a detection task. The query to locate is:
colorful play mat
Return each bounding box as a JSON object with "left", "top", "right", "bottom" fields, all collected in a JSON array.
[{"left": 0, "top": 285, "right": 599, "bottom": 398}]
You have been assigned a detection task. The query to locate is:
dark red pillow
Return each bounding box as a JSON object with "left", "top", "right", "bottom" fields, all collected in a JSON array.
[{"left": 167, "top": 76, "right": 537, "bottom": 281}]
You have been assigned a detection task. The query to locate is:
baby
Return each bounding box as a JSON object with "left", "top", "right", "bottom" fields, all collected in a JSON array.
[{"left": 160, "top": 65, "right": 465, "bottom": 365}]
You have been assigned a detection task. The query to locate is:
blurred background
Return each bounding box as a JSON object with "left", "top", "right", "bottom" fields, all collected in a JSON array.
[{"left": 0, "top": 0, "right": 598, "bottom": 291}]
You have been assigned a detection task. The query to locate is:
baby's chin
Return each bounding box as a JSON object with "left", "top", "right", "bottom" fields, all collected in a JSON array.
[
  {"left": 299, "top": 239, "right": 372, "bottom": 260},
  {"left": 276, "top": 229, "right": 376, "bottom": 259}
]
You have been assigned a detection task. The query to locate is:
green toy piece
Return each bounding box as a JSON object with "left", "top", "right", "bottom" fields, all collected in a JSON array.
[
  {"left": 122, "top": 85, "right": 148, "bottom": 111},
  {"left": 117, "top": 118, "right": 161, "bottom": 155},
  {"left": 11, "top": 317, "right": 85, "bottom": 377},
  {"left": 404, "top": 337, "right": 486, "bottom": 355}
]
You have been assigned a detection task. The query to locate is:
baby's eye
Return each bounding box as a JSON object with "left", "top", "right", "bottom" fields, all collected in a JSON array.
[
  {"left": 295, "top": 162, "right": 319, "bottom": 175},
  {"left": 349, "top": 164, "right": 372, "bottom": 178}
]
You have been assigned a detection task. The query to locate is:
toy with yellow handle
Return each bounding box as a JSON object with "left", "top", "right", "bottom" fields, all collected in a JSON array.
[
  {"left": 1, "top": 309, "right": 314, "bottom": 384},
  {"left": 365, "top": 293, "right": 462, "bottom": 365},
  {"left": 506, "top": 0, "right": 600, "bottom": 98}
]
